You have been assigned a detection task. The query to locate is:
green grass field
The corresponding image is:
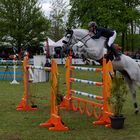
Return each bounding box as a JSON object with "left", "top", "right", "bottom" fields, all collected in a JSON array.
[{"left": 0, "top": 65, "right": 140, "bottom": 140}]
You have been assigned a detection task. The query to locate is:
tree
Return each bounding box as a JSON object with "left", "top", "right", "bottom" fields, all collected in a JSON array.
[
  {"left": 0, "top": 0, "right": 50, "bottom": 53},
  {"left": 48, "top": 0, "right": 68, "bottom": 41}
]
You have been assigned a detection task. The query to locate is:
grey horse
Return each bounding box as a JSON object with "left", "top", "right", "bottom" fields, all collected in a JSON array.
[{"left": 62, "top": 28, "right": 140, "bottom": 114}]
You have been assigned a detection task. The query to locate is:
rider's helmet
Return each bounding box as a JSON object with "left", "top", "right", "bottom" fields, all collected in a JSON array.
[{"left": 88, "top": 21, "right": 98, "bottom": 28}]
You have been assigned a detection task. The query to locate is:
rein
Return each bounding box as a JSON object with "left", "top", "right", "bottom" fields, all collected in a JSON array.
[{"left": 77, "top": 34, "right": 91, "bottom": 48}]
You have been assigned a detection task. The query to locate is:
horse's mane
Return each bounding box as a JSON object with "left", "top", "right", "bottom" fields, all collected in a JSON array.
[{"left": 73, "top": 29, "right": 89, "bottom": 34}]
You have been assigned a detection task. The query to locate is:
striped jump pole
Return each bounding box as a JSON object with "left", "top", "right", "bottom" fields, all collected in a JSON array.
[
  {"left": 70, "top": 78, "right": 103, "bottom": 86},
  {"left": 70, "top": 66, "right": 102, "bottom": 72},
  {"left": 70, "top": 89, "right": 103, "bottom": 100},
  {"left": 60, "top": 56, "right": 114, "bottom": 128}
]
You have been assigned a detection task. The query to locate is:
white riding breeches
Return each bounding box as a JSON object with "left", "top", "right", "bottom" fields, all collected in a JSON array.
[{"left": 107, "top": 31, "right": 117, "bottom": 47}]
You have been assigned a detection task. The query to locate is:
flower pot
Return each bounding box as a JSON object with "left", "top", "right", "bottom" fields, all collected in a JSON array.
[{"left": 110, "top": 115, "right": 125, "bottom": 129}]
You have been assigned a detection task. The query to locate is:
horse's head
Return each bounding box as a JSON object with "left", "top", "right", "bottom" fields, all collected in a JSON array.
[{"left": 62, "top": 29, "right": 77, "bottom": 51}]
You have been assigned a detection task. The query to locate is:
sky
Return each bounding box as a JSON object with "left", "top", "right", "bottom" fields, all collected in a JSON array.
[
  {"left": 39, "top": 0, "right": 52, "bottom": 16},
  {"left": 39, "top": 0, "right": 69, "bottom": 17}
]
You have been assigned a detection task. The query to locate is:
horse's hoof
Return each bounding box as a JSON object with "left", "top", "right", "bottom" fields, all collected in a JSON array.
[{"left": 135, "top": 110, "right": 139, "bottom": 114}]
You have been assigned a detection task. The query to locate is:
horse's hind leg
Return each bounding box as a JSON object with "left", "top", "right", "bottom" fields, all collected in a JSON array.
[{"left": 123, "top": 73, "right": 139, "bottom": 114}]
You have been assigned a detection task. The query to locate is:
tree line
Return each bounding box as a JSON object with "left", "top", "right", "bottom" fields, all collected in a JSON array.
[
  {"left": 67, "top": 0, "right": 140, "bottom": 51},
  {"left": 0, "top": 0, "right": 140, "bottom": 55}
]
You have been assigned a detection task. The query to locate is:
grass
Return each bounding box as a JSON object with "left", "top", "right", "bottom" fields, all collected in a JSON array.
[{"left": 0, "top": 65, "right": 140, "bottom": 140}]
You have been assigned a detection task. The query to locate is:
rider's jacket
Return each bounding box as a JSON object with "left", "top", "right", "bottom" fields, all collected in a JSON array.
[{"left": 91, "top": 27, "right": 114, "bottom": 39}]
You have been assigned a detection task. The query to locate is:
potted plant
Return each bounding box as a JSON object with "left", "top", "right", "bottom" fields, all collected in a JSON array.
[{"left": 108, "top": 74, "right": 128, "bottom": 129}]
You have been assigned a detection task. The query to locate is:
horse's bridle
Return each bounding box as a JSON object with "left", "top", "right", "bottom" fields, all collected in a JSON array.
[
  {"left": 63, "top": 30, "right": 76, "bottom": 47},
  {"left": 63, "top": 29, "right": 91, "bottom": 49}
]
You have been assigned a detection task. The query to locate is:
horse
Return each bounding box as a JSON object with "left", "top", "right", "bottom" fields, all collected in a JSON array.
[{"left": 62, "top": 28, "right": 140, "bottom": 114}]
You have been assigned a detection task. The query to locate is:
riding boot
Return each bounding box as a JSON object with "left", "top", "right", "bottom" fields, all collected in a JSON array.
[{"left": 110, "top": 46, "right": 121, "bottom": 61}]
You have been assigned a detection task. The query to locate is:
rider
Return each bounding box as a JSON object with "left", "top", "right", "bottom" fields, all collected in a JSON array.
[{"left": 88, "top": 21, "right": 121, "bottom": 61}]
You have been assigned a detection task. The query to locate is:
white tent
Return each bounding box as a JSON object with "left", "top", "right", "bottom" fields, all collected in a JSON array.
[
  {"left": 44, "top": 37, "right": 64, "bottom": 47},
  {"left": 43, "top": 38, "right": 56, "bottom": 46},
  {"left": 48, "top": 38, "right": 56, "bottom": 47},
  {"left": 42, "top": 38, "right": 56, "bottom": 55},
  {"left": 42, "top": 37, "right": 64, "bottom": 56},
  {"left": 54, "top": 37, "right": 65, "bottom": 47}
]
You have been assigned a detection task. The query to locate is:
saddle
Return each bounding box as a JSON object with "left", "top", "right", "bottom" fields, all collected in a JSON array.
[
  {"left": 113, "top": 44, "right": 122, "bottom": 52},
  {"left": 105, "top": 44, "right": 122, "bottom": 62}
]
